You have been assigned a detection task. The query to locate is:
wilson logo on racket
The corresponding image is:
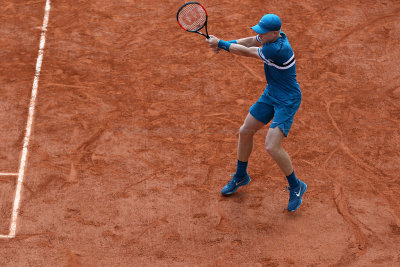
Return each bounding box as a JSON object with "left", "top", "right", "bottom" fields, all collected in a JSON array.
[
  {"left": 177, "top": 1, "right": 210, "bottom": 39},
  {"left": 180, "top": 6, "right": 202, "bottom": 25}
]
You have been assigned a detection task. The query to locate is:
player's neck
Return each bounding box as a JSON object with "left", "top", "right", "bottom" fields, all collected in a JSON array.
[{"left": 266, "top": 33, "right": 281, "bottom": 44}]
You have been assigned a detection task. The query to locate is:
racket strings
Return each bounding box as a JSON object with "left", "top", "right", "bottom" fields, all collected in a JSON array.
[{"left": 178, "top": 4, "right": 207, "bottom": 31}]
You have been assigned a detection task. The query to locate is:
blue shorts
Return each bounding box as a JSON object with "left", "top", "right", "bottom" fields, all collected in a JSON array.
[{"left": 249, "top": 91, "right": 301, "bottom": 137}]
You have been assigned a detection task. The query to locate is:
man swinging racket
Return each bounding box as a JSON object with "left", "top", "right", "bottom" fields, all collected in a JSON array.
[{"left": 206, "top": 14, "right": 307, "bottom": 212}]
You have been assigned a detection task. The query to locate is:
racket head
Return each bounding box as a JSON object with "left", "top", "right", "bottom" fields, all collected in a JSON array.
[{"left": 177, "top": 2, "right": 209, "bottom": 37}]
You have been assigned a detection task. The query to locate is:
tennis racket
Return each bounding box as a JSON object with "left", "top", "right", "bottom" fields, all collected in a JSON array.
[{"left": 177, "top": 2, "right": 209, "bottom": 39}]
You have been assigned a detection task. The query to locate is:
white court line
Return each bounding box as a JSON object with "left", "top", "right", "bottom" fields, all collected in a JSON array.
[
  {"left": 0, "top": 235, "right": 11, "bottom": 238},
  {"left": 1, "top": 0, "right": 51, "bottom": 239},
  {"left": 0, "top": 173, "right": 19, "bottom": 176}
]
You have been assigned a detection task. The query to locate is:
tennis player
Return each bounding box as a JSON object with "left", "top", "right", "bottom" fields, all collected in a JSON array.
[{"left": 206, "top": 14, "right": 307, "bottom": 212}]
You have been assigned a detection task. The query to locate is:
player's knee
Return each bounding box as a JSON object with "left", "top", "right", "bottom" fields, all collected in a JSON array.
[
  {"left": 239, "top": 125, "right": 256, "bottom": 138},
  {"left": 265, "top": 140, "right": 279, "bottom": 156}
]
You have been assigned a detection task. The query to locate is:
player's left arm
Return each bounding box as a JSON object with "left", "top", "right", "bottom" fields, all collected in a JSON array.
[
  {"left": 235, "top": 36, "right": 262, "bottom": 47},
  {"left": 206, "top": 35, "right": 259, "bottom": 59}
]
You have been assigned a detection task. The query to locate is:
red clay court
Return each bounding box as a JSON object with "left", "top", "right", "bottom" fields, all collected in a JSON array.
[{"left": 0, "top": 0, "right": 399, "bottom": 266}]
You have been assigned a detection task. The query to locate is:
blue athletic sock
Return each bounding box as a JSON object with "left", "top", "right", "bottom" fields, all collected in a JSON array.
[
  {"left": 286, "top": 171, "right": 300, "bottom": 189},
  {"left": 235, "top": 160, "right": 248, "bottom": 177}
]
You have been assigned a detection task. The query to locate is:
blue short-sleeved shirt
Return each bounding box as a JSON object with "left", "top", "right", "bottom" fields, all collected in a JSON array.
[{"left": 256, "top": 32, "right": 301, "bottom": 101}]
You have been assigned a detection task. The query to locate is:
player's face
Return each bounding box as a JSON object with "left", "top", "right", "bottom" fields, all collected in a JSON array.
[{"left": 258, "top": 31, "right": 280, "bottom": 44}]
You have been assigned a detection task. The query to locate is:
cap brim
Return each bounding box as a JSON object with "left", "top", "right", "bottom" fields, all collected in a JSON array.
[{"left": 251, "top": 25, "right": 269, "bottom": 34}]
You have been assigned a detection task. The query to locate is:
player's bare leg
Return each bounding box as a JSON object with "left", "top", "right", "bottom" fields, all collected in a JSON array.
[
  {"left": 221, "top": 113, "right": 264, "bottom": 195},
  {"left": 265, "top": 126, "right": 307, "bottom": 211},
  {"left": 264, "top": 127, "right": 293, "bottom": 176},
  {"left": 238, "top": 113, "right": 265, "bottom": 162}
]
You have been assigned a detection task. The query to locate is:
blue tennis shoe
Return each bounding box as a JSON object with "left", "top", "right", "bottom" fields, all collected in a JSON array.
[
  {"left": 221, "top": 174, "right": 251, "bottom": 195},
  {"left": 287, "top": 180, "right": 307, "bottom": 212}
]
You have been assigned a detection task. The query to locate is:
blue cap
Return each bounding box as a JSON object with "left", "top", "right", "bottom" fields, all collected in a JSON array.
[{"left": 251, "top": 14, "right": 282, "bottom": 34}]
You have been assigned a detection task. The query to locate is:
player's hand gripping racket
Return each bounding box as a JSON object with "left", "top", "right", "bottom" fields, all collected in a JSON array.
[{"left": 177, "top": 2, "right": 209, "bottom": 39}]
